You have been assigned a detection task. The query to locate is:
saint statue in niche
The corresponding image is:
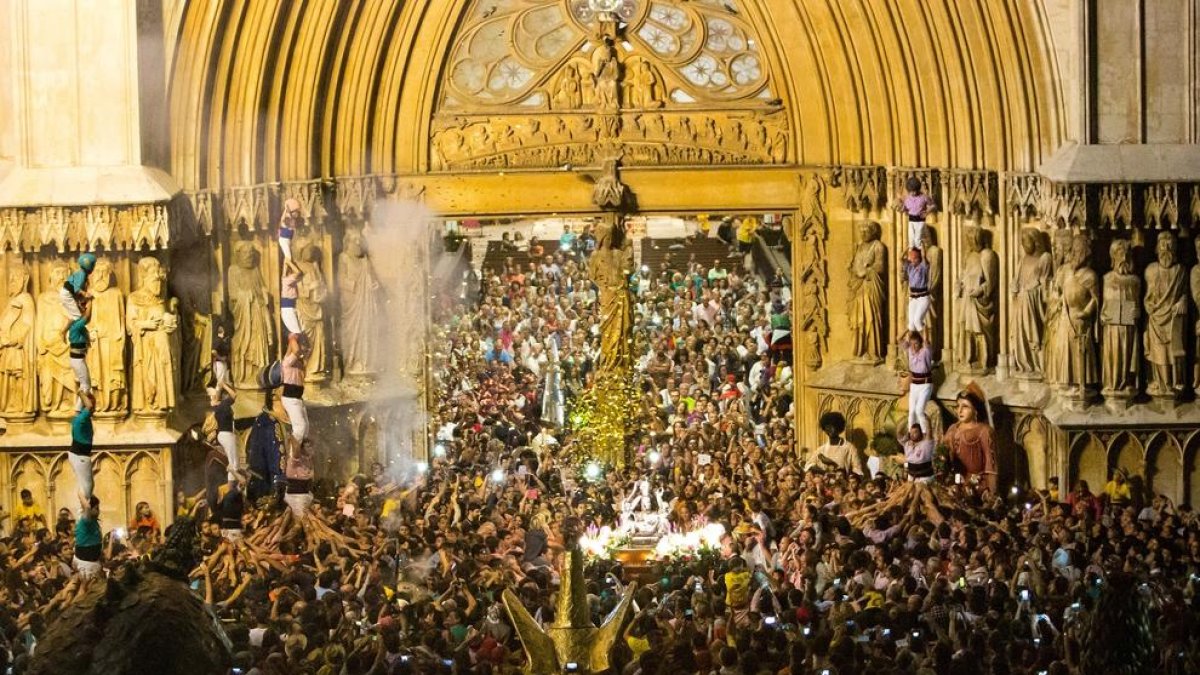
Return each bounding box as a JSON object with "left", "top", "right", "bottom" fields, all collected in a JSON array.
[
  {"left": 227, "top": 242, "right": 275, "bottom": 388},
  {"left": 847, "top": 220, "right": 886, "bottom": 364},
  {"left": 1143, "top": 231, "right": 1188, "bottom": 398},
  {"left": 36, "top": 261, "right": 75, "bottom": 417},
  {"left": 1010, "top": 228, "right": 1052, "bottom": 378},
  {"left": 1044, "top": 235, "right": 1099, "bottom": 399},
  {"left": 87, "top": 258, "right": 127, "bottom": 414},
  {"left": 955, "top": 226, "right": 998, "bottom": 374},
  {"left": 295, "top": 242, "right": 330, "bottom": 383},
  {"left": 0, "top": 265, "right": 36, "bottom": 419},
  {"left": 338, "top": 229, "right": 382, "bottom": 377},
  {"left": 1101, "top": 239, "right": 1141, "bottom": 399},
  {"left": 127, "top": 257, "right": 178, "bottom": 416}
]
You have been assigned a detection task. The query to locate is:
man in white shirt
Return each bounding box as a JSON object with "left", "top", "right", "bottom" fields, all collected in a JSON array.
[{"left": 806, "top": 412, "right": 864, "bottom": 475}]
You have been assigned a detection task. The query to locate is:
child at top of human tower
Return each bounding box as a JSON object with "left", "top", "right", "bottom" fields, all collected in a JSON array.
[
  {"left": 59, "top": 252, "right": 97, "bottom": 321},
  {"left": 894, "top": 177, "right": 935, "bottom": 251},
  {"left": 279, "top": 198, "right": 304, "bottom": 260}
]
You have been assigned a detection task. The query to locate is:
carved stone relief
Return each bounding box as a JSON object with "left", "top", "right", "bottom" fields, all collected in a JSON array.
[
  {"left": 795, "top": 174, "right": 828, "bottom": 371},
  {"left": 431, "top": 112, "right": 788, "bottom": 169},
  {"left": 431, "top": 0, "right": 787, "bottom": 170}
]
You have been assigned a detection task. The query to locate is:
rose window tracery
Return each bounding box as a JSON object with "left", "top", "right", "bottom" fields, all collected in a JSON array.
[{"left": 433, "top": 0, "right": 790, "bottom": 169}]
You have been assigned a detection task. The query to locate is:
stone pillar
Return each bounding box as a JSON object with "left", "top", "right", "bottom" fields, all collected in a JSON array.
[{"left": 0, "top": 0, "right": 177, "bottom": 208}]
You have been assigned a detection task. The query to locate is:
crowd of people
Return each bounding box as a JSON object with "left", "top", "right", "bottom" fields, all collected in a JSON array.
[{"left": 0, "top": 221, "right": 1198, "bottom": 675}]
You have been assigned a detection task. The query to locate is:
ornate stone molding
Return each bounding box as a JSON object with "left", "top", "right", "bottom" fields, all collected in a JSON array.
[
  {"left": 839, "top": 166, "right": 888, "bottom": 213},
  {"left": 221, "top": 184, "right": 272, "bottom": 231},
  {"left": 947, "top": 170, "right": 997, "bottom": 223},
  {"left": 334, "top": 176, "right": 380, "bottom": 223},
  {"left": 0, "top": 203, "right": 171, "bottom": 252},
  {"left": 1097, "top": 183, "right": 1134, "bottom": 229},
  {"left": 1039, "top": 180, "right": 1087, "bottom": 229},
  {"left": 795, "top": 173, "right": 828, "bottom": 371},
  {"left": 1005, "top": 172, "right": 1042, "bottom": 221},
  {"left": 1142, "top": 182, "right": 1179, "bottom": 229},
  {"left": 175, "top": 190, "right": 216, "bottom": 236}
]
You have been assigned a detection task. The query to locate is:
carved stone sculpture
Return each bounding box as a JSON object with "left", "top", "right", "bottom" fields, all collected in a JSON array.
[
  {"left": 594, "top": 40, "right": 620, "bottom": 110},
  {"left": 36, "top": 261, "right": 75, "bottom": 418},
  {"left": 1193, "top": 237, "right": 1200, "bottom": 391},
  {"left": 127, "top": 257, "right": 178, "bottom": 417},
  {"left": 338, "top": 229, "right": 382, "bottom": 377},
  {"left": 227, "top": 242, "right": 274, "bottom": 388},
  {"left": 1042, "top": 229, "right": 1074, "bottom": 385},
  {"left": 1044, "top": 235, "right": 1099, "bottom": 398},
  {"left": 87, "top": 258, "right": 128, "bottom": 415},
  {"left": 920, "top": 226, "right": 943, "bottom": 353},
  {"left": 626, "top": 61, "right": 663, "bottom": 109},
  {"left": 295, "top": 243, "right": 330, "bottom": 383},
  {"left": 1010, "top": 228, "right": 1053, "bottom": 377},
  {"left": 589, "top": 218, "right": 635, "bottom": 372},
  {"left": 592, "top": 155, "right": 628, "bottom": 210},
  {"left": 1143, "top": 232, "right": 1188, "bottom": 398},
  {"left": 0, "top": 266, "right": 36, "bottom": 419},
  {"left": 955, "top": 226, "right": 998, "bottom": 373},
  {"left": 1101, "top": 239, "right": 1141, "bottom": 399},
  {"left": 552, "top": 64, "right": 584, "bottom": 110},
  {"left": 847, "top": 220, "right": 886, "bottom": 364}
]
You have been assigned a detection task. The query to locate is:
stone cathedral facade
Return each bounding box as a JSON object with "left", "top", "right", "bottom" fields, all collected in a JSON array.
[{"left": 0, "top": 0, "right": 1198, "bottom": 524}]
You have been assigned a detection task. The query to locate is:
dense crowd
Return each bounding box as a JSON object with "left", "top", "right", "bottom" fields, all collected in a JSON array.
[{"left": 0, "top": 226, "right": 1198, "bottom": 675}]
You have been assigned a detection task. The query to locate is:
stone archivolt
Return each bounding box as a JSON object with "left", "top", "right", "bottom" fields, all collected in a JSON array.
[{"left": 431, "top": 0, "right": 788, "bottom": 169}]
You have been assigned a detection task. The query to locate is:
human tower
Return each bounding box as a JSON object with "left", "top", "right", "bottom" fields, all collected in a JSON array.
[{"left": 65, "top": 198, "right": 313, "bottom": 512}]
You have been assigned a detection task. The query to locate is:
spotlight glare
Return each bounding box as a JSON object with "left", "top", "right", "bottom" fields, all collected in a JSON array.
[
  {"left": 434, "top": 443, "right": 447, "bottom": 457},
  {"left": 491, "top": 468, "right": 506, "bottom": 484},
  {"left": 648, "top": 450, "right": 662, "bottom": 465},
  {"left": 584, "top": 462, "right": 602, "bottom": 481},
  {"left": 416, "top": 461, "right": 429, "bottom": 474}
]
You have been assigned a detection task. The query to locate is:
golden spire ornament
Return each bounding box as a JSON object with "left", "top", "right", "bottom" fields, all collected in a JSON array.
[{"left": 503, "top": 517, "right": 636, "bottom": 674}]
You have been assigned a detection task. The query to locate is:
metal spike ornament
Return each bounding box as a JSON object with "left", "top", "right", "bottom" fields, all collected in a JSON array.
[{"left": 503, "top": 517, "right": 636, "bottom": 674}]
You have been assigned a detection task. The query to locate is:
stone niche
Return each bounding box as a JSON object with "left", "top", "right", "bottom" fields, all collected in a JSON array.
[{"left": 799, "top": 168, "right": 1200, "bottom": 504}]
